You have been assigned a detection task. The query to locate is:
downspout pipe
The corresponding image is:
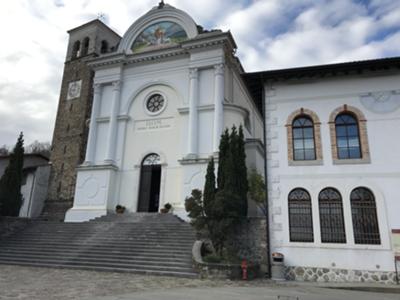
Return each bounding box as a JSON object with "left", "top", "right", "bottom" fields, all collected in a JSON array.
[{"left": 261, "top": 76, "right": 272, "bottom": 278}]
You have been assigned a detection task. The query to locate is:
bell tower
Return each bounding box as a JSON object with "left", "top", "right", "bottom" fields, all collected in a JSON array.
[{"left": 45, "top": 20, "right": 121, "bottom": 219}]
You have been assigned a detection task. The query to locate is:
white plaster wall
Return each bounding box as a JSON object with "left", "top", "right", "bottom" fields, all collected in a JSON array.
[
  {"left": 19, "top": 173, "right": 34, "bottom": 218},
  {"left": 99, "top": 85, "right": 113, "bottom": 117},
  {"left": 29, "top": 165, "right": 50, "bottom": 218},
  {"left": 232, "top": 71, "right": 264, "bottom": 142},
  {"left": 198, "top": 69, "right": 214, "bottom": 106},
  {"left": 119, "top": 81, "right": 185, "bottom": 212},
  {"left": 265, "top": 73, "right": 400, "bottom": 272}
]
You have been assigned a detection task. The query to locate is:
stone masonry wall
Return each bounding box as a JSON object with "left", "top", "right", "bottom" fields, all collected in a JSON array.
[
  {"left": 229, "top": 217, "right": 269, "bottom": 275},
  {"left": 286, "top": 265, "right": 398, "bottom": 284},
  {"left": 47, "top": 57, "right": 94, "bottom": 206}
]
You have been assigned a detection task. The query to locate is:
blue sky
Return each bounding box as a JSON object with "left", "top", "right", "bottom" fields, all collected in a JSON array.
[{"left": 0, "top": 0, "right": 400, "bottom": 146}]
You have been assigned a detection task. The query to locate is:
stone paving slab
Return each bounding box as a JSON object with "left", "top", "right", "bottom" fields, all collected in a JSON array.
[
  {"left": 0, "top": 265, "right": 266, "bottom": 300},
  {"left": 0, "top": 265, "right": 398, "bottom": 300},
  {"left": 87, "top": 286, "right": 400, "bottom": 300}
]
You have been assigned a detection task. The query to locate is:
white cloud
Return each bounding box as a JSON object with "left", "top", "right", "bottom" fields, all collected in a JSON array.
[{"left": 0, "top": 0, "right": 400, "bottom": 147}]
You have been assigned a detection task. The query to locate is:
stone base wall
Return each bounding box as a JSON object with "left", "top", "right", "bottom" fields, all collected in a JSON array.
[
  {"left": 229, "top": 217, "right": 268, "bottom": 267},
  {"left": 286, "top": 266, "right": 398, "bottom": 284}
]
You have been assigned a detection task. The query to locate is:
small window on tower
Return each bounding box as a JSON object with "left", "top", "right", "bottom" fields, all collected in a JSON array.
[
  {"left": 82, "top": 37, "right": 90, "bottom": 56},
  {"left": 72, "top": 41, "right": 81, "bottom": 58},
  {"left": 100, "top": 40, "right": 108, "bottom": 54}
]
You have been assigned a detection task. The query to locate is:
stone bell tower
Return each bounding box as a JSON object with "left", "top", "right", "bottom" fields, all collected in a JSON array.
[{"left": 44, "top": 20, "right": 121, "bottom": 219}]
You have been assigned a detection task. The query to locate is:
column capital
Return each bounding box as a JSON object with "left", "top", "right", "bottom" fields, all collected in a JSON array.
[
  {"left": 189, "top": 68, "right": 198, "bottom": 79},
  {"left": 214, "top": 64, "right": 225, "bottom": 76},
  {"left": 93, "top": 83, "right": 102, "bottom": 95},
  {"left": 112, "top": 80, "right": 122, "bottom": 91}
]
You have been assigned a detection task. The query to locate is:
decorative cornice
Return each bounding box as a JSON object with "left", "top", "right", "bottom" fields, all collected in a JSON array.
[{"left": 87, "top": 32, "right": 234, "bottom": 69}]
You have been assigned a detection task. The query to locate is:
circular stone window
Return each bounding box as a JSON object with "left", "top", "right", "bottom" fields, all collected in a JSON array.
[{"left": 145, "top": 94, "right": 165, "bottom": 114}]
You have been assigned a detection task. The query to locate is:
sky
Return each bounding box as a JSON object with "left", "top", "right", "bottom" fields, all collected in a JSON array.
[{"left": 0, "top": 0, "right": 400, "bottom": 147}]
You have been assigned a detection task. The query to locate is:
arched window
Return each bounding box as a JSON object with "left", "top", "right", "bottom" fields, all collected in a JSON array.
[
  {"left": 288, "top": 188, "right": 314, "bottom": 242},
  {"left": 286, "top": 108, "right": 322, "bottom": 165},
  {"left": 142, "top": 153, "right": 161, "bottom": 165},
  {"left": 292, "top": 116, "right": 316, "bottom": 161},
  {"left": 351, "top": 187, "right": 380, "bottom": 244},
  {"left": 81, "top": 37, "right": 90, "bottom": 56},
  {"left": 319, "top": 188, "right": 346, "bottom": 243},
  {"left": 100, "top": 40, "right": 108, "bottom": 54},
  {"left": 72, "top": 40, "right": 81, "bottom": 58},
  {"left": 335, "top": 113, "right": 361, "bottom": 159}
]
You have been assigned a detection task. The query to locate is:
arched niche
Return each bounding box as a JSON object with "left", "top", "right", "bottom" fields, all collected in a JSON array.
[{"left": 118, "top": 5, "right": 198, "bottom": 54}]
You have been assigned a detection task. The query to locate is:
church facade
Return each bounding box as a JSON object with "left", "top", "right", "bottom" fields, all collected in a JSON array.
[
  {"left": 61, "top": 4, "right": 264, "bottom": 222},
  {"left": 48, "top": 3, "right": 400, "bottom": 283}
]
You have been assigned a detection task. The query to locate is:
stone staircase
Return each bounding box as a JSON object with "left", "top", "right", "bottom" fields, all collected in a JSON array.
[{"left": 0, "top": 213, "right": 198, "bottom": 278}]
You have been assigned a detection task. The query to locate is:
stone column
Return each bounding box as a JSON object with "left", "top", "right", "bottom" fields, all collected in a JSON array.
[
  {"left": 84, "top": 83, "right": 102, "bottom": 165},
  {"left": 213, "top": 64, "right": 225, "bottom": 153},
  {"left": 186, "top": 68, "right": 199, "bottom": 159},
  {"left": 104, "top": 80, "right": 121, "bottom": 164}
]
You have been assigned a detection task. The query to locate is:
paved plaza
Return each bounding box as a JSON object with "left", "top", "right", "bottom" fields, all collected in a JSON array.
[{"left": 0, "top": 265, "right": 398, "bottom": 300}]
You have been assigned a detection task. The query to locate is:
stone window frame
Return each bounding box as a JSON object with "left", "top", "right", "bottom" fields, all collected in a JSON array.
[
  {"left": 329, "top": 105, "right": 370, "bottom": 165},
  {"left": 286, "top": 108, "right": 323, "bottom": 166}
]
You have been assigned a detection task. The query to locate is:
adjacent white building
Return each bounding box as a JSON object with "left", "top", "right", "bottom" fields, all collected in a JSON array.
[{"left": 245, "top": 58, "right": 400, "bottom": 282}]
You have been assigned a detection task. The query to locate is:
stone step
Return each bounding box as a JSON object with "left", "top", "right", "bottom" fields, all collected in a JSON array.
[
  {"left": 0, "top": 245, "right": 192, "bottom": 256},
  {"left": 0, "top": 212, "right": 197, "bottom": 277},
  {"left": 1, "top": 237, "right": 193, "bottom": 246},
  {"left": 0, "top": 242, "right": 193, "bottom": 253},
  {"left": 0, "top": 248, "right": 191, "bottom": 261},
  {"left": 0, "top": 253, "right": 192, "bottom": 267},
  {"left": 7, "top": 236, "right": 195, "bottom": 243},
  {"left": 0, "top": 261, "right": 198, "bottom": 278},
  {"left": 0, "top": 256, "right": 195, "bottom": 273}
]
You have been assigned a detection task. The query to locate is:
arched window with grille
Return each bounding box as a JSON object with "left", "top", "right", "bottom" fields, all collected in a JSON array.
[
  {"left": 319, "top": 188, "right": 346, "bottom": 243},
  {"left": 351, "top": 187, "right": 380, "bottom": 244},
  {"left": 288, "top": 188, "right": 314, "bottom": 242},
  {"left": 335, "top": 113, "right": 361, "bottom": 159},
  {"left": 292, "top": 116, "right": 316, "bottom": 161}
]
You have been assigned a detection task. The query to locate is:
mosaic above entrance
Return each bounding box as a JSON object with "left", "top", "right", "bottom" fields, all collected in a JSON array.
[{"left": 131, "top": 21, "right": 188, "bottom": 53}]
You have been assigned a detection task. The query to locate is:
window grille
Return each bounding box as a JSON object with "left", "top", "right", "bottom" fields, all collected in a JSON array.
[
  {"left": 142, "top": 153, "right": 161, "bottom": 165},
  {"left": 288, "top": 188, "right": 314, "bottom": 242},
  {"left": 319, "top": 188, "right": 346, "bottom": 243},
  {"left": 292, "top": 116, "right": 316, "bottom": 160},
  {"left": 335, "top": 113, "right": 361, "bottom": 159},
  {"left": 351, "top": 187, "right": 381, "bottom": 244}
]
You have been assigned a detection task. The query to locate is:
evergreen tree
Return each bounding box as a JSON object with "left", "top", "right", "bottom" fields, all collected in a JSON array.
[
  {"left": 237, "top": 125, "right": 248, "bottom": 216},
  {"left": 184, "top": 189, "right": 205, "bottom": 231},
  {"left": 217, "top": 129, "right": 229, "bottom": 190},
  {"left": 0, "top": 132, "right": 24, "bottom": 216},
  {"left": 203, "top": 156, "right": 216, "bottom": 217}
]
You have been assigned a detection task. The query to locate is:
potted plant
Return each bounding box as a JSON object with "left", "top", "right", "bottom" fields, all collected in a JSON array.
[
  {"left": 115, "top": 204, "right": 125, "bottom": 214},
  {"left": 160, "top": 203, "right": 172, "bottom": 213}
]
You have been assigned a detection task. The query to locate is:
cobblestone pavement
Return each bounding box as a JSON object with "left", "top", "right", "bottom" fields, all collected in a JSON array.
[
  {"left": 0, "top": 265, "right": 398, "bottom": 300},
  {"left": 0, "top": 265, "right": 267, "bottom": 300}
]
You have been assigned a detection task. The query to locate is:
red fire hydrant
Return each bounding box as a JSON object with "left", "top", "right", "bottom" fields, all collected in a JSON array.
[{"left": 241, "top": 259, "right": 248, "bottom": 280}]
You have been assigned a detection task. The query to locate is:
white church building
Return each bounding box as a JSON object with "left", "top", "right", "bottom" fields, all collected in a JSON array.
[
  {"left": 64, "top": 4, "right": 264, "bottom": 222},
  {"left": 58, "top": 2, "right": 400, "bottom": 283}
]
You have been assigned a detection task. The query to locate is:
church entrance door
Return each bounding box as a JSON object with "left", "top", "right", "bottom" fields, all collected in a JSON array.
[{"left": 137, "top": 154, "right": 161, "bottom": 212}]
